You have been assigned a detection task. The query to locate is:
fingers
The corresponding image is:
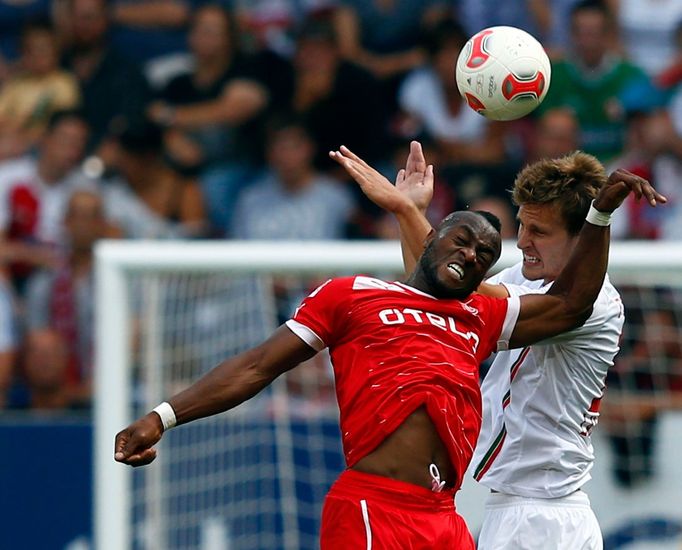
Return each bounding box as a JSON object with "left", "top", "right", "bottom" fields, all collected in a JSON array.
[
  {"left": 425, "top": 164, "right": 434, "bottom": 184},
  {"left": 396, "top": 169, "right": 405, "bottom": 186},
  {"left": 338, "top": 145, "right": 371, "bottom": 170},
  {"left": 406, "top": 141, "right": 426, "bottom": 173},
  {"left": 610, "top": 170, "right": 667, "bottom": 206},
  {"left": 122, "top": 448, "right": 158, "bottom": 468},
  {"left": 114, "top": 425, "right": 159, "bottom": 467}
]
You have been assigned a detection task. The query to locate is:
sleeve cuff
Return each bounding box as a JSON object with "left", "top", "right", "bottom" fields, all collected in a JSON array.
[
  {"left": 497, "top": 295, "right": 520, "bottom": 351},
  {"left": 285, "top": 319, "right": 326, "bottom": 352}
]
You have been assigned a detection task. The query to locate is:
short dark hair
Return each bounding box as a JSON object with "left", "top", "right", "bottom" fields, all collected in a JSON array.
[
  {"left": 439, "top": 210, "right": 502, "bottom": 236},
  {"left": 421, "top": 17, "right": 468, "bottom": 58},
  {"left": 473, "top": 210, "right": 502, "bottom": 234},
  {"left": 570, "top": 0, "right": 612, "bottom": 22},
  {"left": 46, "top": 109, "right": 88, "bottom": 133},
  {"left": 114, "top": 120, "right": 164, "bottom": 155},
  {"left": 20, "top": 17, "right": 55, "bottom": 44}
]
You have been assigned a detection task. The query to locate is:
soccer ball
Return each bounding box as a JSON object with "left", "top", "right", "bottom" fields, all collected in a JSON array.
[{"left": 455, "top": 26, "right": 551, "bottom": 121}]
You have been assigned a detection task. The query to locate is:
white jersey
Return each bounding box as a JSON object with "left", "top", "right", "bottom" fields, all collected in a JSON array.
[
  {"left": 0, "top": 157, "right": 95, "bottom": 245},
  {"left": 470, "top": 263, "right": 624, "bottom": 498}
]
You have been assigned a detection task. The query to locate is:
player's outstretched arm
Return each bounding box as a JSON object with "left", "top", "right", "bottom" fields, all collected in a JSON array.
[
  {"left": 509, "top": 169, "right": 667, "bottom": 348},
  {"left": 114, "top": 326, "right": 317, "bottom": 467},
  {"left": 330, "top": 144, "right": 434, "bottom": 274}
]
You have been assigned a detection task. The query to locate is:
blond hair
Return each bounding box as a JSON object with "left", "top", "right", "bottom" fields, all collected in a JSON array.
[{"left": 512, "top": 151, "right": 607, "bottom": 235}]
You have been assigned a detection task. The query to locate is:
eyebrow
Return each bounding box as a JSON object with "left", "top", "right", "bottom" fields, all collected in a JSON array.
[{"left": 457, "top": 224, "right": 497, "bottom": 255}]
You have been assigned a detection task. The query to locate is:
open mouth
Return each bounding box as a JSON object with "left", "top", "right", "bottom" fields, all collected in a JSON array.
[{"left": 447, "top": 263, "right": 464, "bottom": 280}]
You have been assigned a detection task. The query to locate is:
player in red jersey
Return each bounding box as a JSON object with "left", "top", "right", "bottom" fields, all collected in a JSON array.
[{"left": 114, "top": 167, "right": 663, "bottom": 549}]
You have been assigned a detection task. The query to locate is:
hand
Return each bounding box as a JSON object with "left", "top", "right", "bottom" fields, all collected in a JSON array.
[
  {"left": 329, "top": 145, "right": 412, "bottom": 214},
  {"left": 396, "top": 141, "right": 434, "bottom": 214},
  {"left": 593, "top": 168, "right": 667, "bottom": 213},
  {"left": 114, "top": 412, "right": 164, "bottom": 467}
]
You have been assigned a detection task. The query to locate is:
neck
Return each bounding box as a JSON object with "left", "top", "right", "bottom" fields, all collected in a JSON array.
[
  {"left": 405, "top": 269, "right": 431, "bottom": 295},
  {"left": 37, "top": 158, "right": 64, "bottom": 184},
  {"left": 195, "top": 56, "right": 230, "bottom": 84},
  {"left": 280, "top": 168, "right": 314, "bottom": 191},
  {"left": 69, "top": 250, "right": 93, "bottom": 274}
]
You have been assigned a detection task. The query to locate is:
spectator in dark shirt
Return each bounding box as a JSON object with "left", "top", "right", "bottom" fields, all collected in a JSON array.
[
  {"left": 61, "top": 0, "right": 151, "bottom": 152},
  {"left": 149, "top": 4, "right": 269, "bottom": 173}
]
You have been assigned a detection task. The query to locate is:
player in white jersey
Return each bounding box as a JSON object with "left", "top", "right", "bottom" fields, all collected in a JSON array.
[{"left": 329, "top": 143, "right": 659, "bottom": 549}]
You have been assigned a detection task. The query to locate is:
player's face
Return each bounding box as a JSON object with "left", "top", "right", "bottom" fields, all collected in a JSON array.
[
  {"left": 516, "top": 202, "right": 578, "bottom": 283},
  {"left": 420, "top": 213, "right": 501, "bottom": 299}
]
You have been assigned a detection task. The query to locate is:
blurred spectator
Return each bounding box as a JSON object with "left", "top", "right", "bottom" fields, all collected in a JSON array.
[
  {"left": 657, "top": 19, "right": 682, "bottom": 90},
  {"left": 396, "top": 17, "right": 506, "bottom": 167},
  {"left": 0, "top": 19, "right": 80, "bottom": 154},
  {"left": 230, "top": 114, "right": 355, "bottom": 324},
  {"left": 450, "top": 0, "right": 552, "bottom": 44},
  {"left": 469, "top": 196, "right": 517, "bottom": 240},
  {"left": 545, "top": 0, "right": 582, "bottom": 55},
  {"left": 0, "top": 0, "right": 50, "bottom": 61},
  {"left": 24, "top": 189, "right": 109, "bottom": 410},
  {"left": 61, "top": 0, "right": 151, "bottom": 152},
  {"left": 22, "top": 329, "right": 72, "bottom": 410},
  {"left": 526, "top": 107, "right": 580, "bottom": 162},
  {"left": 287, "top": 18, "right": 385, "bottom": 170},
  {"left": 0, "top": 275, "right": 17, "bottom": 408},
  {"left": 0, "top": 110, "right": 92, "bottom": 293},
  {"left": 230, "top": 114, "right": 355, "bottom": 240},
  {"left": 333, "top": 0, "right": 442, "bottom": 79},
  {"left": 103, "top": 121, "right": 207, "bottom": 238},
  {"left": 371, "top": 138, "right": 455, "bottom": 240},
  {"left": 614, "top": 0, "right": 682, "bottom": 78},
  {"left": 608, "top": 84, "right": 682, "bottom": 240},
  {"left": 108, "top": 0, "right": 194, "bottom": 65},
  {"left": 233, "top": 0, "right": 337, "bottom": 57},
  {"left": 149, "top": 4, "right": 269, "bottom": 174},
  {"left": 539, "top": 0, "right": 651, "bottom": 162},
  {"left": 603, "top": 298, "right": 682, "bottom": 486}
]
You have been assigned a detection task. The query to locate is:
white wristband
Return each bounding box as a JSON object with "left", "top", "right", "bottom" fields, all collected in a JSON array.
[
  {"left": 152, "top": 402, "right": 177, "bottom": 431},
  {"left": 585, "top": 200, "right": 612, "bottom": 227}
]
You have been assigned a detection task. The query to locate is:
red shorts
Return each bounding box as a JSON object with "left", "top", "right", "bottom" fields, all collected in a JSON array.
[{"left": 320, "top": 470, "right": 475, "bottom": 550}]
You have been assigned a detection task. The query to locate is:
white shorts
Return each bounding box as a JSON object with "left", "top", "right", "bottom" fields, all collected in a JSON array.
[{"left": 477, "top": 490, "right": 603, "bottom": 550}]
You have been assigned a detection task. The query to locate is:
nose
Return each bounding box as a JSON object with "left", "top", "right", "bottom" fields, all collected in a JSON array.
[{"left": 462, "top": 246, "right": 476, "bottom": 263}]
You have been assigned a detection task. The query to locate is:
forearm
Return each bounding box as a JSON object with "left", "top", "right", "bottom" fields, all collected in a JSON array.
[
  {"left": 168, "top": 347, "right": 275, "bottom": 426},
  {"left": 511, "top": 216, "right": 610, "bottom": 347},
  {"left": 174, "top": 84, "right": 268, "bottom": 128},
  {"left": 547, "top": 220, "right": 609, "bottom": 314},
  {"left": 396, "top": 202, "right": 433, "bottom": 275},
  {"left": 166, "top": 326, "right": 315, "bottom": 426}
]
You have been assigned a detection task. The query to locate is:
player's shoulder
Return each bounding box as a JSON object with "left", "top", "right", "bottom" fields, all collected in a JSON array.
[
  {"left": 486, "top": 263, "right": 528, "bottom": 286},
  {"left": 594, "top": 275, "right": 623, "bottom": 315}
]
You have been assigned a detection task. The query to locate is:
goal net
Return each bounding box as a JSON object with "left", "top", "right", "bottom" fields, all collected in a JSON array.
[{"left": 94, "top": 240, "right": 682, "bottom": 550}]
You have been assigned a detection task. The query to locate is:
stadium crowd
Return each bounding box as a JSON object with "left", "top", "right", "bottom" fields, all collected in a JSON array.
[{"left": 0, "top": 0, "right": 681, "bottom": 486}]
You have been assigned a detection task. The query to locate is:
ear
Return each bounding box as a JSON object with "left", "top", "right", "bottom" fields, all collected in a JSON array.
[{"left": 423, "top": 227, "right": 436, "bottom": 249}]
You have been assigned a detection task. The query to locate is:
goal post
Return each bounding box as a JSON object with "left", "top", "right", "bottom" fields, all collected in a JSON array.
[{"left": 94, "top": 240, "right": 682, "bottom": 550}]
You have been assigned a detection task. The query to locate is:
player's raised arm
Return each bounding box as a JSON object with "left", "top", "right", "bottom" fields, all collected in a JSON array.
[
  {"left": 114, "top": 326, "right": 317, "bottom": 467},
  {"left": 330, "top": 143, "right": 433, "bottom": 274},
  {"left": 509, "top": 169, "right": 667, "bottom": 348},
  {"left": 330, "top": 144, "right": 509, "bottom": 298}
]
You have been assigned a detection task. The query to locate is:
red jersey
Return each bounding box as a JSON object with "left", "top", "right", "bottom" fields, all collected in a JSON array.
[{"left": 286, "top": 276, "right": 519, "bottom": 489}]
